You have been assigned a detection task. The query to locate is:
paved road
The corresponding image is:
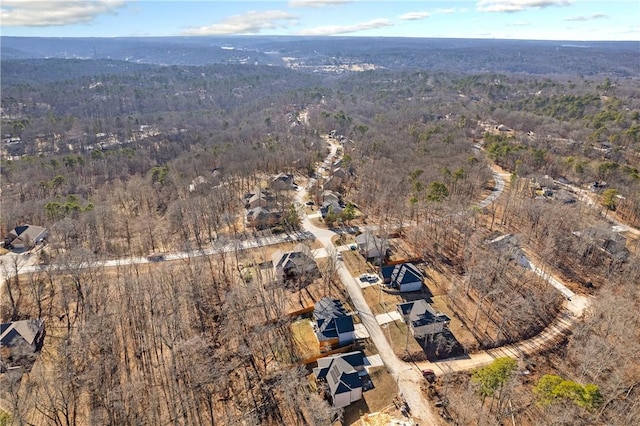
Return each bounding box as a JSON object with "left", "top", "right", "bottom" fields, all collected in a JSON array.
[
  {"left": 296, "top": 138, "right": 439, "bottom": 424},
  {"left": 554, "top": 179, "right": 640, "bottom": 237},
  {"left": 295, "top": 135, "right": 598, "bottom": 422},
  {"left": 4, "top": 116, "right": 637, "bottom": 424},
  {"left": 0, "top": 231, "right": 314, "bottom": 282}
]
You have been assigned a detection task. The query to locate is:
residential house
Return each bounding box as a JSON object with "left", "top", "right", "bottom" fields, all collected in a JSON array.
[
  {"left": 246, "top": 207, "right": 283, "bottom": 229},
  {"left": 314, "top": 297, "right": 355, "bottom": 347},
  {"left": 319, "top": 190, "right": 345, "bottom": 219},
  {"left": 320, "top": 200, "right": 344, "bottom": 219},
  {"left": 3, "top": 225, "right": 48, "bottom": 251},
  {"left": 555, "top": 189, "right": 577, "bottom": 204},
  {"left": 355, "top": 232, "right": 388, "bottom": 260},
  {"left": 0, "top": 318, "right": 45, "bottom": 372},
  {"left": 397, "top": 300, "right": 450, "bottom": 338},
  {"left": 322, "top": 190, "right": 341, "bottom": 205},
  {"left": 245, "top": 189, "right": 277, "bottom": 210},
  {"left": 323, "top": 167, "right": 350, "bottom": 192},
  {"left": 602, "top": 233, "right": 627, "bottom": 257},
  {"left": 485, "top": 233, "right": 520, "bottom": 255},
  {"left": 189, "top": 175, "right": 208, "bottom": 192},
  {"left": 210, "top": 168, "right": 223, "bottom": 185},
  {"left": 573, "top": 227, "right": 628, "bottom": 259},
  {"left": 270, "top": 173, "right": 295, "bottom": 191},
  {"left": 313, "top": 351, "right": 364, "bottom": 408},
  {"left": 588, "top": 181, "right": 608, "bottom": 192},
  {"left": 313, "top": 351, "right": 365, "bottom": 379},
  {"left": 271, "top": 244, "right": 318, "bottom": 280},
  {"left": 381, "top": 263, "right": 424, "bottom": 292}
]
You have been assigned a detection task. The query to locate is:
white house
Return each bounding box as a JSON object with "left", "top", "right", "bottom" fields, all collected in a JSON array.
[
  {"left": 314, "top": 353, "right": 363, "bottom": 408},
  {"left": 397, "top": 299, "right": 450, "bottom": 338},
  {"left": 355, "top": 231, "right": 387, "bottom": 260},
  {"left": 381, "top": 263, "right": 423, "bottom": 292},
  {"left": 271, "top": 244, "right": 318, "bottom": 280},
  {"left": 313, "top": 297, "right": 355, "bottom": 346}
]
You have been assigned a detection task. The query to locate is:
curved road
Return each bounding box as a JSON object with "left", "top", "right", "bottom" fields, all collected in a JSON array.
[
  {"left": 2, "top": 114, "right": 634, "bottom": 425},
  {"left": 297, "top": 133, "right": 596, "bottom": 423}
]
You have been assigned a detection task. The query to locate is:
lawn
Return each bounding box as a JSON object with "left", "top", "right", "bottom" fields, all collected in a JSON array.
[
  {"left": 291, "top": 318, "right": 321, "bottom": 362},
  {"left": 343, "top": 366, "right": 398, "bottom": 425},
  {"left": 381, "top": 320, "right": 426, "bottom": 361}
]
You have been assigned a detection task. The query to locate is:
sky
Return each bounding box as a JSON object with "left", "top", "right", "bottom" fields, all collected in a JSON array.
[{"left": 1, "top": 1, "right": 639, "bottom": 41}]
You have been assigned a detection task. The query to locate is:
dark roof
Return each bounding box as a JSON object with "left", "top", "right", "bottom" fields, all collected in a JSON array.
[
  {"left": 320, "top": 199, "right": 344, "bottom": 217},
  {"left": 397, "top": 300, "right": 450, "bottom": 328},
  {"left": 1, "top": 318, "right": 45, "bottom": 348},
  {"left": 314, "top": 351, "right": 364, "bottom": 380},
  {"left": 5, "top": 224, "right": 47, "bottom": 247},
  {"left": 397, "top": 302, "right": 414, "bottom": 317},
  {"left": 326, "top": 358, "right": 362, "bottom": 397},
  {"left": 382, "top": 263, "right": 423, "bottom": 286},
  {"left": 276, "top": 251, "right": 315, "bottom": 272},
  {"left": 314, "top": 297, "right": 354, "bottom": 341},
  {"left": 355, "top": 232, "right": 383, "bottom": 252}
]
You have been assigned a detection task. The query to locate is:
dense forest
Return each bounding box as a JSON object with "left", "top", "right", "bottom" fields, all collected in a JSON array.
[{"left": 1, "top": 38, "right": 639, "bottom": 425}]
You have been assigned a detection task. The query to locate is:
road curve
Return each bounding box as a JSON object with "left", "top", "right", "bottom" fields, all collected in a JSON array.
[{"left": 4, "top": 116, "right": 635, "bottom": 424}]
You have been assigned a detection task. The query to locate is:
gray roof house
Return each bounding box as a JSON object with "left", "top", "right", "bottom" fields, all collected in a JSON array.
[
  {"left": 323, "top": 168, "right": 350, "bottom": 192},
  {"left": 314, "top": 297, "right": 355, "bottom": 346},
  {"left": 355, "top": 232, "right": 388, "bottom": 260},
  {"left": 271, "top": 244, "right": 318, "bottom": 280},
  {"left": 319, "top": 190, "right": 345, "bottom": 219},
  {"left": 602, "top": 234, "right": 627, "bottom": 257},
  {"left": 397, "top": 299, "right": 450, "bottom": 338},
  {"left": 573, "top": 227, "right": 629, "bottom": 260},
  {"left": 188, "top": 175, "right": 208, "bottom": 192},
  {"left": 270, "top": 173, "right": 295, "bottom": 191},
  {"left": 381, "top": 263, "right": 423, "bottom": 292},
  {"left": 313, "top": 351, "right": 364, "bottom": 408},
  {"left": 322, "top": 190, "right": 341, "bottom": 205},
  {"left": 245, "top": 189, "right": 277, "bottom": 210},
  {"left": 246, "top": 207, "right": 283, "bottom": 229},
  {"left": 313, "top": 351, "right": 365, "bottom": 380},
  {"left": 3, "top": 225, "right": 48, "bottom": 251},
  {"left": 320, "top": 200, "right": 344, "bottom": 219},
  {"left": 1, "top": 318, "right": 45, "bottom": 372}
]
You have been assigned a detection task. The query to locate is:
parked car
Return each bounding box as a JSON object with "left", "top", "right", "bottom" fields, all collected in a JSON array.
[
  {"left": 336, "top": 253, "right": 343, "bottom": 261},
  {"left": 422, "top": 369, "right": 436, "bottom": 383},
  {"left": 147, "top": 253, "right": 165, "bottom": 262},
  {"left": 358, "top": 273, "right": 379, "bottom": 284}
]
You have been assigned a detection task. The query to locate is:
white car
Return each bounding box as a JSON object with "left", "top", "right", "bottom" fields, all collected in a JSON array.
[{"left": 358, "top": 273, "right": 379, "bottom": 283}]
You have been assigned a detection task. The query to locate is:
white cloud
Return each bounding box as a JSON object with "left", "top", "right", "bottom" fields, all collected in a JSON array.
[
  {"left": 0, "top": 0, "right": 127, "bottom": 27},
  {"left": 564, "top": 13, "right": 609, "bottom": 22},
  {"left": 477, "top": 0, "right": 573, "bottom": 13},
  {"left": 182, "top": 10, "right": 298, "bottom": 36},
  {"left": 289, "top": 0, "right": 353, "bottom": 7},
  {"left": 509, "top": 21, "right": 531, "bottom": 26},
  {"left": 297, "top": 18, "right": 392, "bottom": 36},
  {"left": 400, "top": 11, "right": 431, "bottom": 21}
]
